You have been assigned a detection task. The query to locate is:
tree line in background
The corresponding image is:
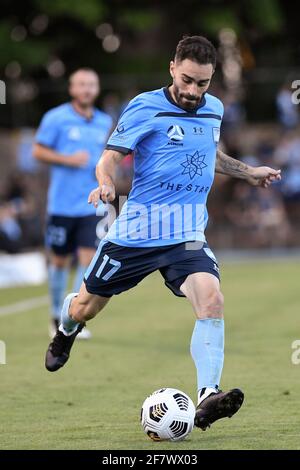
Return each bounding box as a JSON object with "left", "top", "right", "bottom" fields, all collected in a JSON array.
[{"left": 0, "top": 0, "right": 298, "bottom": 124}]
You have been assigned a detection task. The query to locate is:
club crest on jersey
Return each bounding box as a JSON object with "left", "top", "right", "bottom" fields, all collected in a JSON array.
[
  {"left": 167, "top": 125, "right": 185, "bottom": 146},
  {"left": 181, "top": 151, "right": 207, "bottom": 180},
  {"left": 68, "top": 127, "right": 81, "bottom": 140}
]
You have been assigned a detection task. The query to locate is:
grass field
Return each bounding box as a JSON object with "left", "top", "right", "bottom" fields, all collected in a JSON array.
[{"left": 0, "top": 259, "right": 299, "bottom": 450}]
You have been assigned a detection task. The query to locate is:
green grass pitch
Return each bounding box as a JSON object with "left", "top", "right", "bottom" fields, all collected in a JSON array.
[{"left": 0, "top": 259, "right": 299, "bottom": 450}]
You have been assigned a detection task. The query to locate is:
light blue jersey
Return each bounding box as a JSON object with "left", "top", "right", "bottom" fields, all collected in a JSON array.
[
  {"left": 105, "top": 87, "right": 223, "bottom": 247},
  {"left": 35, "top": 103, "right": 112, "bottom": 217}
]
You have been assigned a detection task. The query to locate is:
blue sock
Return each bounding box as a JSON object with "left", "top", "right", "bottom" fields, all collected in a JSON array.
[
  {"left": 72, "top": 264, "right": 87, "bottom": 293},
  {"left": 60, "top": 293, "right": 80, "bottom": 335},
  {"left": 190, "top": 318, "right": 224, "bottom": 391},
  {"left": 48, "top": 265, "right": 69, "bottom": 320}
]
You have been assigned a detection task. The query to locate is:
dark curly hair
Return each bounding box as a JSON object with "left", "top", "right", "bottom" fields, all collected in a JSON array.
[{"left": 175, "top": 35, "right": 217, "bottom": 69}]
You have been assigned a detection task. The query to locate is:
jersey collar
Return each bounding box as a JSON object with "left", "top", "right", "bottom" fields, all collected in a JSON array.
[
  {"left": 69, "top": 102, "right": 95, "bottom": 122},
  {"left": 163, "top": 85, "right": 206, "bottom": 113}
]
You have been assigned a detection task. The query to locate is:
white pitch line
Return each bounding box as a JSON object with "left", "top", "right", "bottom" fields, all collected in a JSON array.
[{"left": 0, "top": 295, "right": 49, "bottom": 317}]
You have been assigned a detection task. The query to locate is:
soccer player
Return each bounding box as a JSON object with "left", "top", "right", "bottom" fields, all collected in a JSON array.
[
  {"left": 45, "top": 37, "right": 281, "bottom": 430},
  {"left": 33, "top": 68, "right": 112, "bottom": 339}
]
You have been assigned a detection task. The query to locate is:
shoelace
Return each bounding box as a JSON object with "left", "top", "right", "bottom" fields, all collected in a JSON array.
[{"left": 50, "top": 331, "right": 71, "bottom": 356}]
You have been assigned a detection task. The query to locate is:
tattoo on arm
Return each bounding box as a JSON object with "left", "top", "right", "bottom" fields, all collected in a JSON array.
[{"left": 216, "top": 149, "right": 251, "bottom": 179}]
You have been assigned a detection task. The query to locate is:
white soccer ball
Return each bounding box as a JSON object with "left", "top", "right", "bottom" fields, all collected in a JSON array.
[{"left": 141, "top": 388, "right": 195, "bottom": 442}]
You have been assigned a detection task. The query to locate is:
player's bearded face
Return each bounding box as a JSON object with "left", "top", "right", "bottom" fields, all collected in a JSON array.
[
  {"left": 172, "top": 81, "right": 201, "bottom": 110},
  {"left": 69, "top": 72, "right": 100, "bottom": 107},
  {"left": 170, "top": 60, "right": 214, "bottom": 111}
]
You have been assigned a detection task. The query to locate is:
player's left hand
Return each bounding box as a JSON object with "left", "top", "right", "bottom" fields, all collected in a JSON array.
[
  {"left": 88, "top": 184, "right": 116, "bottom": 207},
  {"left": 246, "top": 166, "right": 281, "bottom": 188}
]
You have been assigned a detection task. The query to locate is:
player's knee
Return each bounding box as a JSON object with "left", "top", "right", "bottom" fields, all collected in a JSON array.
[
  {"left": 77, "top": 248, "right": 95, "bottom": 267},
  {"left": 198, "top": 290, "right": 224, "bottom": 319},
  {"left": 51, "top": 254, "right": 69, "bottom": 269}
]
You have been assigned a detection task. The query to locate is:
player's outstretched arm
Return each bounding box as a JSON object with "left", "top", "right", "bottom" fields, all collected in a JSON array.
[
  {"left": 88, "top": 149, "right": 127, "bottom": 206},
  {"left": 215, "top": 149, "right": 281, "bottom": 188},
  {"left": 33, "top": 143, "right": 89, "bottom": 168}
]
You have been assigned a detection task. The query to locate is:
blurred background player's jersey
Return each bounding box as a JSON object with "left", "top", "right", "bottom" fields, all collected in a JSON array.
[
  {"left": 35, "top": 103, "right": 112, "bottom": 217},
  {"left": 105, "top": 87, "right": 223, "bottom": 247}
]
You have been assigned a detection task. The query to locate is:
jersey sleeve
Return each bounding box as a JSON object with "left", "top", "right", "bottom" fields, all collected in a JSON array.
[
  {"left": 35, "top": 110, "right": 60, "bottom": 148},
  {"left": 218, "top": 99, "right": 224, "bottom": 119},
  {"left": 106, "top": 96, "right": 153, "bottom": 154}
]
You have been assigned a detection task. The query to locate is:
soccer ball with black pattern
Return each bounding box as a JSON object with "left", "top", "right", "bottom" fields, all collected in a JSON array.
[{"left": 141, "top": 388, "right": 195, "bottom": 441}]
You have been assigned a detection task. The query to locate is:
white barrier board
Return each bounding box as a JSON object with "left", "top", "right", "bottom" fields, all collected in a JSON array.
[{"left": 0, "top": 252, "right": 47, "bottom": 288}]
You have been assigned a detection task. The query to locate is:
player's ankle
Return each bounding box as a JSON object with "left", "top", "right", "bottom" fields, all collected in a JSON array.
[
  {"left": 197, "top": 386, "right": 219, "bottom": 405},
  {"left": 58, "top": 323, "right": 78, "bottom": 336}
]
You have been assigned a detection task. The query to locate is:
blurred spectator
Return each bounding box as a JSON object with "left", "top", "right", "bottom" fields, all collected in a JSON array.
[
  {"left": 16, "top": 128, "right": 39, "bottom": 173},
  {"left": 220, "top": 91, "right": 246, "bottom": 149},
  {"left": 273, "top": 131, "right": 300, "bottom": 201},
  {"left": 276, "top": 82, "right": 299, "bottom": 129},
  {"left": 0, "top": 172, "right": 43, "bottom": 252},
  {"left": 120, "top": 88, "right": 139, "bottom": 114},
  {"left": 222, "top": 91, "right": 246, "bottom": 128},
  {"left": 102, "top": 92, "right": 122, "bottom": 125},
  {"left": 225, "top": 181, "right": 291, "bottom": 248},
  {"left": 0, "top": 200, "right": 22, "bottom": 253}
]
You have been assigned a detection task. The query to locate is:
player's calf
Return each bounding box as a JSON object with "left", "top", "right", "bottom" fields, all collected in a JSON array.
[
  {"left": 70, "top": 297, "right": 98, "bottom": 322},
  {"left": 69, "top": 284, "right": 109, "bottom": 323}
]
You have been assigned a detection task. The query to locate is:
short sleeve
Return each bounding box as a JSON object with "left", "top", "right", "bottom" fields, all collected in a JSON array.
[
  {"left": 218, "top": 100, "right": 224, "bottom": 119},
  {"left": 35, "top": 110, "right": 60, "bottom": 148},
  {"left": 106, "top": 96, "right": 153, "bottom": 154}
]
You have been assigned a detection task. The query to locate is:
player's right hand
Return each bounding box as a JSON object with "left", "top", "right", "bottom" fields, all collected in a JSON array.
[
  {"left": 67, "top": 151, "right": 89, "bottom": 167},
  {"left": 88, "top": 184, "right": 116, "bottom": 206}
]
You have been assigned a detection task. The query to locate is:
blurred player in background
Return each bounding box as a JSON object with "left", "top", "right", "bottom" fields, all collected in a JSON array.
[
  {"left": 33, "top": 68, "right": 112, "bottom": 339},
  {"left": 45, "top": 37, "right": 281, "bottom": 430}
]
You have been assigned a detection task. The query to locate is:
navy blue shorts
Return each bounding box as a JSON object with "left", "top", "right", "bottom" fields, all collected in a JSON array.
[
  {"left": 46, "top": 214, "right": 100, "bottom": 255},
  {"left": 84, "top": 240, "right": 220, "bottom": 298}
]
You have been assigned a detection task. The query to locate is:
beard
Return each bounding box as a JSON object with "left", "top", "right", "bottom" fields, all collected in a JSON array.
[{"left": 172, "top": 83, "right": 202, "bottom": 111}]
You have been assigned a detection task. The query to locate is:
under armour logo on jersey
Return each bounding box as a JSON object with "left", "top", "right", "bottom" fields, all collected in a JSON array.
[{"left": 167, "top": 125, "right": 185, "bottom": 141}]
